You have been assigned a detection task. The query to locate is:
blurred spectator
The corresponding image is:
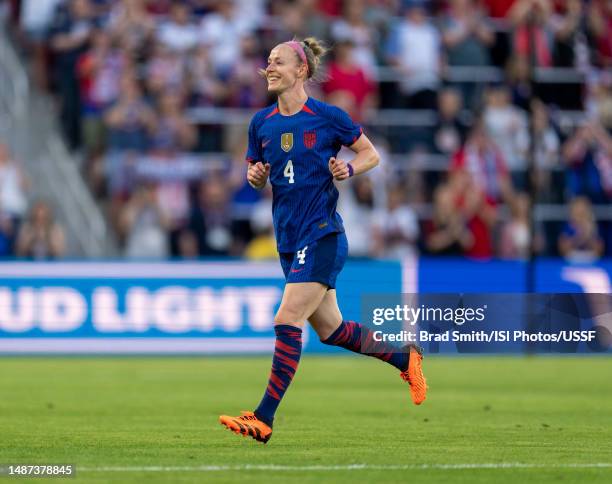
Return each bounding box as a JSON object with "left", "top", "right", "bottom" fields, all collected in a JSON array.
[
  {"left": 146, "top": 43, "right": 189, "bottom": 97},
  {"left": 386, "top": 1, "right": 440, "bottom": 109},
  {"left": 363, "top": 135, "right": 391, "bottom": 210},
  {"left": 145, "top": 0, "right": 172, "bottom": 16},
  {"left": 531, "top": 102, "right": 558, "bottom": 168},
  {"left": 316, "top": 0, "right": 342, "bottom": 17},
  {"left": 76, "top": 28, "right": 126, "bottom": 156},
  {"left": 531, "top": 99, "right": 561, "bottom": 201},
  {"left": 119, "top": 184, "right": 170, "bottom": 258},
  {"left": 431, "top": 87, "right": 468, "bottom": 156},
  {"left": 562, "top": 121, "right": 612, "bottom": 203},
  {"left": 155, "top": 167, "right": 191, "bottom": 256},
  {"left": 199, "top": 0, "right": 254, "bottom": 78},
  {"left": 331, "top": 0, "right": 378, "bottom": 77},
  {"left": 16, "top": 201, "right": 66, "bottom": 259},
  {"left": 441, "top": 0, "right": 494, "bottom": 67},
  {"left": 370, "top": 183, "right": 419, "bottom": 258},
  {"left": 0, "top": 209, "right": 14, "bottom": 257},
  {"left": 0, "top": 142, "right": 25, "bottom": 256},
  {"left": 506, "top": 55, "right": 532, "bottom": 111},
  {"left": 188, "top": 44, "right": 228, "bottom": 106},
  {"left": 294, "top": 0, "right": 330, "bottom": 42},
  {"left": 424, "top": 183, "right": 473, "bottom": 256},
  {"left": 440, "top": 0, "right": 494, "bottom": 107},
  {"left": 176, "top": 228, "right": 199, "bottom": 259},
  {"left": 338, "top": 176, "right": 375, "bottom": 257},
  {"left": 450, "top": 119, "right": 513, "bottom": 204},
  {"left": 586, "top": 0, "right": 612, "bottom": 68},
  {"left": 19, "top": 0, "right": 63, "bottom": 89},
  {"left": 150, "top": 92, "right": 197, "bottom": 154},
  {"left": 586, "top": 76, "right": 612, "bottom": 131},
  {"left": 510, "top": 0, "right": 554, "bottom": 67},
  {"left": 0, "top": 143, "right": 29, "bottom": 227},
  {"left": 362, "top": 0, "right": 402, "bottom": 56},
  {"left": 483, "top": 85, "right": 529, "bottom": 174},
  {"left": 226, "top": 35, "right": 268, "bottom": 108},
  {"left": 228, "top": 138, "right": 261, "bottom": 252},
  {"left": 447, "top": 169, "right": 497, "bottom": 259},
  {"left": 550, "top": 0, "right": 583, "bottom": 67},
  {"left": 244, "top": 187, "right": 277, "bottom": 260},
  {"left": 104, "top": 75, "right": 156, "bottom": 153},
  {"left": 322, "top": 38, "right": 377, "bottom": 122},
  {"left": 482, "top": 0, "right": 516, "bottom": 19},
  {"left": 90, "top": 0, "right": 113, "bottom": 18},
  {"left": 244, "top": 228, "right": 277, "bottom": 259},
  {"left": 107, "top": 0, "right": 155, "bottom": 59},
  {"left": 234, "top": 0, "right": 266, "bottom": 28},
  {"left": 0, "top": 0, "right": 8, "bottom": 25},
  {"left": 499, "top": 192, "right": 541, "bottom": 259},
  {"left": 189, "top": 176, "right": 233, "bottom": 256},
  {"left": 103, "top": 76, "right": 156, "bottom": 202},
  {"left": 263, "top": 1, "right": 307, "bottom": 50},
  {"left": 49, "top": 0, "right": 97, "bottom": 149},
  {"left": 558, "top": 196, "right": 604, "bottom": 261},
  {"left": 403, "top": 149, "right": 428, "bottom": 203},
  {"left": 157, "top": 1, "right": 199, "bottom": 53}
]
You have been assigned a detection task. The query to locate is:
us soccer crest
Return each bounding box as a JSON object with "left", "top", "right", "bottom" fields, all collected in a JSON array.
[
  {"left": 281, "top": 133, "right": 293, "bottom": 152},
  {"left": 303, "top": 131, "right": 316, "bottom": 149}
]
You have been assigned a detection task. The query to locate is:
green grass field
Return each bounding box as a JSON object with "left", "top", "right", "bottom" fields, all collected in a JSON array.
[{"left": 0, "top": 355, "right": 611, "bottom": 483}]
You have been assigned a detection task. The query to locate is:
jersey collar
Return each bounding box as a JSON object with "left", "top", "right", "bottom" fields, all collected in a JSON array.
[{"left": 272, "top": 97, "right": 316, "bottom": 118}]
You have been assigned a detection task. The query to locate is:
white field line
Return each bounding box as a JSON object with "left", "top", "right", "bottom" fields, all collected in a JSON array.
[{"left": 78, "top": 463, "right": 612, "bottom": 472}]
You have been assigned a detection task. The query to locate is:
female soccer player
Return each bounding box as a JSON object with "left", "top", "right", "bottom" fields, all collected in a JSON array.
[{"left": 220, "top": 38, "right": 427, "bottom": 443}]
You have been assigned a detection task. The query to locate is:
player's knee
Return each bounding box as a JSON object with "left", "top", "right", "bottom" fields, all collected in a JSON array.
[{"left": 275, "top": 302, "right": 307, "bottom": 325}]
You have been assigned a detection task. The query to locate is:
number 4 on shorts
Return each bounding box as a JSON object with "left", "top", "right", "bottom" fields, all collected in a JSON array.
[{"left": 297, "top": 245, "right": 308, "bottom": 264}]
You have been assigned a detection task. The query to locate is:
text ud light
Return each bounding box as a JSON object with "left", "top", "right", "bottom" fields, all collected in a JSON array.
[{"left": 0, "top": 286, "right": 281, "bottom": 333}]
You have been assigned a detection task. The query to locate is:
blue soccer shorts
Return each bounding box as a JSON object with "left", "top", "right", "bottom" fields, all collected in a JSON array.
[{"left": 279, "top": 232, "right": 348, "bottom": 289}]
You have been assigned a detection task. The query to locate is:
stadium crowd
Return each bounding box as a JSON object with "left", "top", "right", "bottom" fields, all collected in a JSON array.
[{"left": 1, "top": 0, "right": 611, "bottom": 260}]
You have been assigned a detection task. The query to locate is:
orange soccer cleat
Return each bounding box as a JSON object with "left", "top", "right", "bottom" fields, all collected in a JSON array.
[
  {"left": 219, "top": 411, "right": 273, "bottom": 444},
  {"left": 400, "top": 344, "right": 428, "bottom": 405}
]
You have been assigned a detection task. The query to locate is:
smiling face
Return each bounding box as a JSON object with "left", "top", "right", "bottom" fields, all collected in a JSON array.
[{"left": 265, "top": 44, "right": 307, "bottom": 95}]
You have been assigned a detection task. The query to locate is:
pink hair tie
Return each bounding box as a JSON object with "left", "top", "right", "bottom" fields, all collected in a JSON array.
[{"left": 284, "top": 41, "right": 309, "bottom": 74}]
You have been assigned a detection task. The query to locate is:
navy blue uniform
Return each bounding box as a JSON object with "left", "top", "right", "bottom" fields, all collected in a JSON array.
[{"left": 246, "top": 97, "right": 362, "bottom": 288}]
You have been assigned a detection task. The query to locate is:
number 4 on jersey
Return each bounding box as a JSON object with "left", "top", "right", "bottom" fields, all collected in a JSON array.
[{"left": 284, "top": 160, "right": 294, "bottom": 184}]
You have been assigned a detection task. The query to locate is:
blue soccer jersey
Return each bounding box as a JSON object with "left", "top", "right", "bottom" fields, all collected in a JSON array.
[{"left": 246, "top": 97, "right": 362, "bottom": 253}]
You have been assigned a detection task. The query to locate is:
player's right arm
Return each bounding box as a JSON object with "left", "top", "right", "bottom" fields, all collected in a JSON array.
[
  {"left": 326, "top": 105, "right": 379, "bottom": 181},
  {"left": 329, "top": 133, "right": 379, "bottom": 181}
]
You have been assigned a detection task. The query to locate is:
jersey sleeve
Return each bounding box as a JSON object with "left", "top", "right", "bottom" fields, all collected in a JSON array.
[
  {"left": 245, "top": 115, "right": 262, "bottom": 163},
  {"left": 329, "top": 106, "right": 363, "bottom": 147}
]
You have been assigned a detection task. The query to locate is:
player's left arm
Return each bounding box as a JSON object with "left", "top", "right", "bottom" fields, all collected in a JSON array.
[{"left": 329, "top": 134, "right": 380, "bottom": 181}]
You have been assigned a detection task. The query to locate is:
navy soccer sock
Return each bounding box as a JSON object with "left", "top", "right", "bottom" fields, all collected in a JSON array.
[
  {"left": 321, "top": 320, "right": 408, "bottom": 371},
  {"left": 254, "top": 325, "right": 302, "bottom": 427}
]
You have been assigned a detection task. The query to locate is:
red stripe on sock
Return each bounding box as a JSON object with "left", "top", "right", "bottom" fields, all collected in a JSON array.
[
  {"left": 269, "top": 372, "right": 286, "bottom": 391},
  {"left": 363, "top": 332, "right": 392, "bottom": 361},
  {"left": 275, "top": 352, "right": 299, "bottom": 371},
  {"left": 276, "top": 340, "right": 300, "bottom": 356},
  {"left": 266, "top": 384, "right": 280, "bottom": 400},
  {"left": 336, "top": 323, "right": 349, "bottom": 344}
]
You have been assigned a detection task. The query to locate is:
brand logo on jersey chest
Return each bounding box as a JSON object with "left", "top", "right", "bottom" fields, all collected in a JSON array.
[
  {"left": 303, "top": 131, "right": 316, "bottom": 149},
  {"left": 281, "top": 133, "right": 293, "bottom": 152}
]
